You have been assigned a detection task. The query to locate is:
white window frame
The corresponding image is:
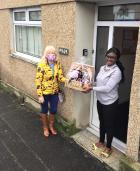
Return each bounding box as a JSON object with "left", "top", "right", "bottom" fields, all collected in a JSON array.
[{"left": 13, "top": 7, "right": 42, "bottom": 64}]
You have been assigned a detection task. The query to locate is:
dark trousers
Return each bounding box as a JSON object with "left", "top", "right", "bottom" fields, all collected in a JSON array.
[{"left": 97, "top": 100, "right": 118, "bottom": 148}]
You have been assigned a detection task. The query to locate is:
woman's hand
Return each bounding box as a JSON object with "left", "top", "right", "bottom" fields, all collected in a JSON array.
[
  {"left": 82, "top": 83, "right": 93, "bottom": 92},
  {"left": 38, "top": 96, "right": 44, "bottom": 104},
  {"left": 83, "top": 87, "right": 92, "bottom": 92}
]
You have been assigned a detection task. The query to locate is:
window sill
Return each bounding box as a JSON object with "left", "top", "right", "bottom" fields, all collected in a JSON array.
[{"left": 10, "top": 52, "right": 41, "bottom": 65}]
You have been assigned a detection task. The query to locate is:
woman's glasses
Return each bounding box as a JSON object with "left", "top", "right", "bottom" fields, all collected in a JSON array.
[{"left": 106, "top": 55, "right": 117, "bottom": 60}]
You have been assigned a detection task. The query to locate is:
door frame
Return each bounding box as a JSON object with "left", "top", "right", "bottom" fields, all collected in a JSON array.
[{"left": 89, "top": 4, "right": 140, "bottom": 153}]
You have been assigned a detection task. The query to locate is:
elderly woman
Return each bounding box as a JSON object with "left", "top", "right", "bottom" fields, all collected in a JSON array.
[{"left": 35, "top": 45, "right": 65, "bottom": 137}]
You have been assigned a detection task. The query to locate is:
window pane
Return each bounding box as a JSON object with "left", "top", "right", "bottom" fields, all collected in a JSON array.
[
  {"left": 22, "top": 26, "right": 28, "bottom": 54},
  {"left": 33, "top": 27, "right": 42, "bottom": 56},
  {"left": 27, "top": 27, "right": 35, "bottom": 55},
  {"left": 95, "top": 26, "right": 109, "bottom": 75},
  {"left": 15, "top": 26, "right": 42, "bottom": 57},
  {"left": 98, "top": 4, "right": 140, "bottom": 21},
  {"left": 29, "top": 11, "right": 41, "bottom": 21},
  {"left": 15, "top": 26, "right": 25, "bottom": 52},
  {"left": 98, "top": 6, "right": 114, "bottom": 21},
  {"left": 14, "top": 12, "right": 25, "bottom": 21},
  {"left": 15, "top": 26, "right": 21, "bottom": 52},
  {"left": 38, "top": 28, "right": 42, "bottom": 56},
  {"left": 124, "top": 4, "right": 140, "bottom": 20}
]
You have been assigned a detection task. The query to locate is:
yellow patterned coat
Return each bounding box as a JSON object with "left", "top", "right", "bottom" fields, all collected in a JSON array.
[{"left": 35, "top": 60, "right": 65, "bottom": 96}]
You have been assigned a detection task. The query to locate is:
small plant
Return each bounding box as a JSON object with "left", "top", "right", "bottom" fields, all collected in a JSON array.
[{"left": 55, "top": 115, "right": 80, "bottom": 137}]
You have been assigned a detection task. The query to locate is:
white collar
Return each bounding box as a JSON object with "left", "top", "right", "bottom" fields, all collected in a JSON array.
[{"left": 104, "top": 64, "right": 117, "bottom": 72}]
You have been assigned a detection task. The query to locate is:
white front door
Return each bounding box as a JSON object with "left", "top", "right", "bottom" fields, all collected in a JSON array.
[{"left": 89, "top": 4, "right": 140, "bottom": 152}]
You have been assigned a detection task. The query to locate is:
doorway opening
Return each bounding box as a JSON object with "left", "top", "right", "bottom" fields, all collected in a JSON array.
[
  {"left": 90, "top": 25, "right": 139, "bottom": 152},
  {"left": 113, "top": 27, "right": 139, "bottom": 143}
]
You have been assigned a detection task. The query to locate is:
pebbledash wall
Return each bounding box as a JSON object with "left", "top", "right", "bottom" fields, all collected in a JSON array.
[
  {"left": 126, "top": 31, "right": 140, "bottom": 161},
  {"left": 0, "top": 0, "right": 94, "bottom": 127},
  {"left": 0, "top": 0, "right": 140, "bottom": 162}
]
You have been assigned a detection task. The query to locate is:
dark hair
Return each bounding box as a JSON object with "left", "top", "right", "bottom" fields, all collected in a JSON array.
[{"left": 105, "top": 47, "right": 125, "bottom": 83}]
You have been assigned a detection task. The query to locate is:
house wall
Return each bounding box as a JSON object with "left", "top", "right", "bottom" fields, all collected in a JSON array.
[
  {"left": 0, "top": 0, "right": 74, "bottom": 9},
  {"left": 74, "top": 2, "right": 95, "bottom": 127},
  {"left": 126, "top": 29, "right": 140, "bottom": 161},
  {"left": 0, "top": 10, "right": 11, "bottom": 83}
]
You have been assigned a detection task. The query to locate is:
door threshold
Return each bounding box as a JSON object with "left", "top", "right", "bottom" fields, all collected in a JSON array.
[
  {"left": 87, "top": 126, "right": 127, "bottom": 154},
  {"left": 72, "top": 129, "right": 124, "bottom": 171}
]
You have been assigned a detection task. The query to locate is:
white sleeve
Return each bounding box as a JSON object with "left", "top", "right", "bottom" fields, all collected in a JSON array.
[{"left": 93, "top": 69, "right": 121, "bottom": 93}]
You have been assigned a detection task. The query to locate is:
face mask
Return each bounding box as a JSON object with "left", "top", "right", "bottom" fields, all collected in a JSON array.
[{"left": 46, "top": 54, "right": 56, "bottom": 62}]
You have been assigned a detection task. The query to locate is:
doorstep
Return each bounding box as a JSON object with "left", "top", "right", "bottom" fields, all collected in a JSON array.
[{"left": 72, "top": 129, "right": 124, "bottom": 171}]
